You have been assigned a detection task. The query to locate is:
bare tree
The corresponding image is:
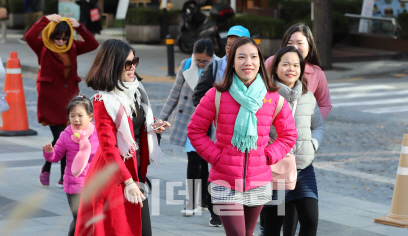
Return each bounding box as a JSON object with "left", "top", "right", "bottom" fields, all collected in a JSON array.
[{"left": 313, "top": 0, "right": 333, "bottom": 70}]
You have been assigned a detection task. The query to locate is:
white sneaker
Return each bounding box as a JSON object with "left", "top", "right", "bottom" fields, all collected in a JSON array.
[
  {"left": 56, "top": 180, "right": 63, "bottom": 188},
  {"left": 181, "top": 208, "right": 199, "bottom": 216}
]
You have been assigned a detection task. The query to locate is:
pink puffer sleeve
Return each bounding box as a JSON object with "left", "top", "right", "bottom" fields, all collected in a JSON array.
[
  {"left": 265, "top": 99, "right": 297, "bottom": 165},
  {"left": 187, "top": 88, "right": 222, "bottom": 165}
]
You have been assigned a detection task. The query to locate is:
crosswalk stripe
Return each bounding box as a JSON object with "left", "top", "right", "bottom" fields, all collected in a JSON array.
[
  {"left": 332, "top": 98, "right": 408, "bottom": 107},
  {"left": 362, "top": 106, "right": 408, "bottom": 114},
  {"left": 327, "top": 82, "right": 355, "bottom": 88},
  {"left": 331, "top": 90, "right": 408, "bottom": 100},
  {"left": 329, "top": 85, "right": 394, "bottom": 93}
]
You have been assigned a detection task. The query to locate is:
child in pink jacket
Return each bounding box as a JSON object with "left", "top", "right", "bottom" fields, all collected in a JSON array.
[
  {"left": 187, "top": 37, "right": 297, "bottom": 236},
  {"left": 43, "top": 95, "right": 99, "bottom": 236}
]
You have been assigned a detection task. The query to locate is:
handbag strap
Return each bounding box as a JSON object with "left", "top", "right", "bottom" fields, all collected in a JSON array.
[
  {"left": 214, "top": 90, "right": 221, "bottom": 127},
  {"left": 291, "top": 100, "right": 298, "bottom": 117},
  {"left": 272, "top": 95, "right": 284, "bottom": 122}
]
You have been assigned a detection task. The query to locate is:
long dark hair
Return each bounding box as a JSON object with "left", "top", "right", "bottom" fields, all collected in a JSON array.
[
  {"left": 270, "top": 46, "right": 308, "bottom": 94},
  {"left": 215, "top": 37, "right": 279, "bottom": 93},
  {"left": 281, "top": 23, "right": 323, "bottom": 69},
  {"left": 86, "top": 39, "right": 142, "bottom": 92}
]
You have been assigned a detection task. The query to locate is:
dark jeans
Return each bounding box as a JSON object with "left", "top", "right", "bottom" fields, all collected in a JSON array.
[
  {"left": 263, "top": 197, "right": 319, "bottom": 236},
  {"left": 66, "top": 193, "right": 80, "bottom": 236},
  {"left": 42, "top": 125, "right": 66, "bottom": 182}
]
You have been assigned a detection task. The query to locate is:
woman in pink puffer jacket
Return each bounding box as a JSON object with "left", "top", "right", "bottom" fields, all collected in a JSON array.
[{"left": 187, "top": 37, "right": 297, "bottom": 236}]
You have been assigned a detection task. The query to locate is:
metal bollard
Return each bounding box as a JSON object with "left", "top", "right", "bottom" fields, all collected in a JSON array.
[
  {"left": 166, "top": 34, "right": 176, "bottom": 76},
  {"left": 253, "top": 35, "right": 261, "bottom": 46}
]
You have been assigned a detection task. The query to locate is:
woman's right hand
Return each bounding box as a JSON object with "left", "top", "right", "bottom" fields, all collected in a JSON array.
[
  {"left": 124, "top": 182, "right": 146, "bottom": 206},
  {"left": 46, "top": 14, "right": 62, "bottom": 23},
  {"left": 43, "top": 143, "right": 54, "bottom": 153}
]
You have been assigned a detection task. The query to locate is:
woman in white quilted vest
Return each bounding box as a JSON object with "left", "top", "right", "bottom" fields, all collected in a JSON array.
[
  {"left": 159, "top": 39, "right": 222, "bottom": 225},
  {"left": 263, "top": 46, "right": 325, "bottom": 236}
]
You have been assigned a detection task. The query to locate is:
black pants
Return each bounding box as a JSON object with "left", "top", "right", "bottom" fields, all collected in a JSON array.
[
  {"left": 186, "top": 152, "right": 207, "bottom": 209},
  {"left": 42, "top": 125, "right": 66, "bottom": 181},
  {"left": 141, "top": 195, "right": 152, "bottom": 236},
  {"left": 263, "top": 197, "right": 319, "bottom": 236},
  {"left": 66, "top": 193, "right": 80, "bottom": 236}
]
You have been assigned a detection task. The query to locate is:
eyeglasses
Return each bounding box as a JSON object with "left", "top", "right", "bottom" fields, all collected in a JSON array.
[
  {"left": 125, "top": 57, "right": 139, "bottom": 71},
  {"left": 194, "top": 59, "right": 211, "bottom": 65},
  {"left": 53, "top": 36, "right": 70, "bottom": 41}
]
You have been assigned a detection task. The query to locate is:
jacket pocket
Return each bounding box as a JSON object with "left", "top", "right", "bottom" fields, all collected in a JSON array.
[
  {"left": 213, "top": 148, "right": 225, "bottom": 166},
  {"left": 37, "top": 76, "right": 53, "bottom": 83}
]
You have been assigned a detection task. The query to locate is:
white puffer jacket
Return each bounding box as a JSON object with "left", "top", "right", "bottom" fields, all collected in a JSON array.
[{"left": 270, "top": 80, "right": 325, "bottom": 169}]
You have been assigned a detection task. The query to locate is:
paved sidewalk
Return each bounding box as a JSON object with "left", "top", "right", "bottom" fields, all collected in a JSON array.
[{"left": 1, "top": 29, "right": 408, "bottom": 235}]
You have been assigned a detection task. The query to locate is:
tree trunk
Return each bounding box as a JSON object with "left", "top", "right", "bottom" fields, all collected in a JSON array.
[{"left": 313, "top": 0, "right": 333, "bottom": 70}]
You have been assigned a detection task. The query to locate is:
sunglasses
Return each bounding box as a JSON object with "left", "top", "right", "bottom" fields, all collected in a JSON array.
[
  {"left": 194, "top": 59, "right": 212, "bottom": 65},
  {"left": 125, "top": 57, "right": 139, "bottom": 71},
  {"left": 53, "top": 36, "right": 70, "bottom": 41}
]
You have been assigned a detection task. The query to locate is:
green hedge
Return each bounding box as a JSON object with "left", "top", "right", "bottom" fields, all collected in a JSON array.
[
  {"left": 8, "top": 0, "right": 23, "bottom": 13},
  {"left": 9, "top": 0, "right": 60, "bottom": 14},
  {"left": 227, "top": 14, "right": 286, "bottom": 38},
  {"left": 397, "top": 12, "right": 408, "bottom": 39},
  {"left": 289, "top": 11, "right": 349, "bottom": 32},
  {"left": 126, "top": 7, "right": 181, "bottom": 25},
  {"left": 267, "top": 0, "right": 362, "bottom": 24}
]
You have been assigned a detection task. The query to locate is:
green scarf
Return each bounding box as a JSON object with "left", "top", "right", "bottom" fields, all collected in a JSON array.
[{"left": 229, "top": 73, "right": 267, "bottom": 153}]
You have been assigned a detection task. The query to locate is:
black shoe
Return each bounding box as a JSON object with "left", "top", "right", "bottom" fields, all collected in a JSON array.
[{"left": 209, "top": 215, "right": 222, "bottom": 227}]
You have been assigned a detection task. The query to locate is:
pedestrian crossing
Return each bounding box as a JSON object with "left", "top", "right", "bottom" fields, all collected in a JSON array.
[{"left": 329, "top": 82, "right": 408, "bottom": 114}]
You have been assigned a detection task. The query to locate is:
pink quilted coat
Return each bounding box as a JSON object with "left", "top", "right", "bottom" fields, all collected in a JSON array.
[
  {"left": 43, "top": 124, "right": 99, "bottom": 194},
  {"left": 187, "top": 88, "right": 297, "bottom": 192}
]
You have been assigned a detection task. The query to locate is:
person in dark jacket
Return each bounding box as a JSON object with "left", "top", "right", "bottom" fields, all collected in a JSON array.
[
  {"left": 76, "top": 0, "right": 102, "bottom": 35},
  {"left": 25, "top": 13, "right": 99, "bottom": 188},
  {"left": 19, "top": 0, "right": 43, "bottom": 44}
]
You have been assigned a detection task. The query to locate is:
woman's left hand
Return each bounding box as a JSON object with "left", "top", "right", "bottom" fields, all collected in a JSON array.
[
  {"left": 68, "top": 18, "right": 79, "bottom": 28},
  {"left": 151, "top": 119, "right": 171, "bottom": 134}
]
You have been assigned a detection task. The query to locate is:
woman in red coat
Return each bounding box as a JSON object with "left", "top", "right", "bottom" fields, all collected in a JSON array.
[
  {"left": 26, "top": 14, "right": 99, "bottom": 187},
  {"left": 75, "top": 39, "right": 170, "bottom": 236}
]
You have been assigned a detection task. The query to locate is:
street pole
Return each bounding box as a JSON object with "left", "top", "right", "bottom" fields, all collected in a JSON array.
[
  {"left": 162, "top": 0, "right": 168, "bottom": 37},
  {"left": 55, "top": 0, "right": 58, "bottom": 14}
]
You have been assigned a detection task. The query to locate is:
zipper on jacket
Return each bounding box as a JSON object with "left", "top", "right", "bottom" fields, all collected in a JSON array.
[{"left": 243, "top": 149, "right": 248, "bottom": 192}]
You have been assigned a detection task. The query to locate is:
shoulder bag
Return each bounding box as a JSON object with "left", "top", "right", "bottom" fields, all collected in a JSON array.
[{"left": 270, "top": 98, "right": 297, "bottom": 190}]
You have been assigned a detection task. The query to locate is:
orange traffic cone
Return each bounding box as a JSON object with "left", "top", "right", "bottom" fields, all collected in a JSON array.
[
  {"left": 0, "top": 52, "right": 37, "bottom": 136},
  {"left": 374, "top": 134, "right": 408, "bottom": 227}
]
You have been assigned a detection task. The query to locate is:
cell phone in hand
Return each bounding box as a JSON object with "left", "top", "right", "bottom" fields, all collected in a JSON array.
[{"left": 148, "top": 123, "right": 166, "bottom": 133}]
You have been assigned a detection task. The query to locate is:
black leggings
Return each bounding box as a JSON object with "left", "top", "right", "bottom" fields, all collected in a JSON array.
[
  {"left": 42, "top": 125, "right": 67, "bottom": 181},
  {"left": 186, "top": 151, "right": 208, "bottom": 210},
  {"left": 263, "top": 198, "right": 319, "bottom": 236},
  {"left": 66, "top": 193, "right": 80, "bottom": 236}
]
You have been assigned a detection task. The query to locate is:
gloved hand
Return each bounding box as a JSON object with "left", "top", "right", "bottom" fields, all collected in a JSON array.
[{"left": 124, "top": 182, "right": 146, "bottom": 206}]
